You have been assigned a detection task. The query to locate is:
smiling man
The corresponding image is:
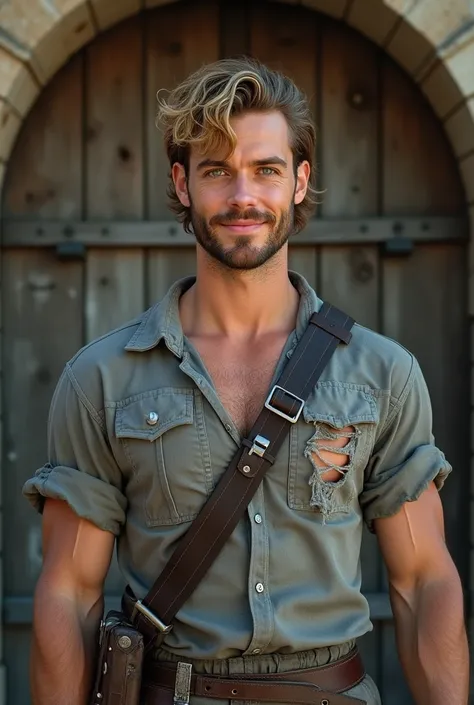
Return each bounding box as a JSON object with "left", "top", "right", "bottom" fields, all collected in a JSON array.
[{"left": 24, "top": 58, "right": 468, "bottom": 705}]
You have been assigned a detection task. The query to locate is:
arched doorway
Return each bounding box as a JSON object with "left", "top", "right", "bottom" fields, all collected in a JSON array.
[{"left": 1, "top": 1, "right": 469, "bottom": 703}]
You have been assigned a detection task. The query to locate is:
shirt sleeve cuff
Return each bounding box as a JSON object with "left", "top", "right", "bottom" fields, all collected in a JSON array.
[
  {"left": 22, "top": 463, "right": 127, "bottom": 536},
  {"left": 361, "top": 445, "right": 452, "bottom": 533}
]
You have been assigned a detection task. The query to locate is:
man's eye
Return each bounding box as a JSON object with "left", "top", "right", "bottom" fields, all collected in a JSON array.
[
  {"left": 205, "top": 169, "right": 226, "bottom": 178},
  {"left": 258, "top": 167, "right": 277, "bottom": 176}
]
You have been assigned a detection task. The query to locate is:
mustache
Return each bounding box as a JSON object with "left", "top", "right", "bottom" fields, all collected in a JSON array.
[{"left": 209, "top": 209, "right": 276, "bottom": 226}]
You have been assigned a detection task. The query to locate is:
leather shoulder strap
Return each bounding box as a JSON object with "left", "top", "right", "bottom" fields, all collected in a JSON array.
[{"left": 127, "top": 303, "right": 355, "bottom": 644}]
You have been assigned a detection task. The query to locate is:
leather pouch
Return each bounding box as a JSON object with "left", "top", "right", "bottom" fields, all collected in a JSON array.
[{"left": 89, "top": 610, "right": 144, "bottom": 705}]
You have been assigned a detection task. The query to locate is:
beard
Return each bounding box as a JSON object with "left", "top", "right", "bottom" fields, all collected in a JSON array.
[{"left": 189, "top": 200, "right": 295, "bottom": 271}]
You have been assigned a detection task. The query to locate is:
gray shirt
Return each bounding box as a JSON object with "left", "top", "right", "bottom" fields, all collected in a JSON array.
[{"left": 23, "top": 273, "right": 451, "bottom": 659}]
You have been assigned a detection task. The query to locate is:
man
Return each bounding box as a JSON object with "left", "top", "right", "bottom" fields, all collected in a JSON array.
[{"left": 24, "top": 58, "right": 468, "bottom": 705}]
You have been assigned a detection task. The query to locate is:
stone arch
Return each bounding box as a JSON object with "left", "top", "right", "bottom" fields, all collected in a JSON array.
[{"left": 0, "top": 0, "right": 472, "bottom": 214}]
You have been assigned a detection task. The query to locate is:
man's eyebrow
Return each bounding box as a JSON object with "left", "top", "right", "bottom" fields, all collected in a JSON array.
[{"left": 196, "top": 156, "right": 288, "bottom": 170}]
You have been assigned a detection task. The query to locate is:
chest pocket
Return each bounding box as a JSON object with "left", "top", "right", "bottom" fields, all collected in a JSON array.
[
  {"left": 288, "top": 382, "right": 378, "bottom": 520},
  {"left": 115, "top": 388, "right": 213, "bottom": 526}
]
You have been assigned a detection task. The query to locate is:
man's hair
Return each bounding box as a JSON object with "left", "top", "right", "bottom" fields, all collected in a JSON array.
[{"left": 157, "top": 57, "right": 317, "bottom": 234}]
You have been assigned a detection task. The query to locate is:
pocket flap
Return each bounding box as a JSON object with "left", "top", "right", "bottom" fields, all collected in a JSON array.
[
  {"left": 303, "top": 382, "right": 378, "bottom": 428},
  {"left": 115, "top": 388, "right": 194, "bottom": 441}
]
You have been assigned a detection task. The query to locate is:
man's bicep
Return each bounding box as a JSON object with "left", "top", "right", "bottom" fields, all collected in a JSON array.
[
  {"left": 41, "top": 498, "right": 115, "bottom": 597},
  {"left": 374, "top": 483, "right": 450, "bottom": 589}
]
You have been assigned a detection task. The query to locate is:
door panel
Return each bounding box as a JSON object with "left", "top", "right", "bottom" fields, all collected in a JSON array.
[{"left": 1, "top": 2, "right": 468, "bottom": 703}]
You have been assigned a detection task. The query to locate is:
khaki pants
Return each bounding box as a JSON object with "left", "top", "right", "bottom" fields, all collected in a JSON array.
[{"left": 152, "top": 641, "right": 382, "bottom": 705}]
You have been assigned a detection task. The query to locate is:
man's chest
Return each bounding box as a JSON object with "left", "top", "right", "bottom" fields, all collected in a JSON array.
[{"left": 189, "top": 337, "right": 287, "bottom": 436}]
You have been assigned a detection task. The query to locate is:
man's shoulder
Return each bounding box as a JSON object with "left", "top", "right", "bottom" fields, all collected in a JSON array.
[
  {"left": 64, "top": 309, "right": 152, "bottom": 408},
  {"left": 336, "top": 320, "right": 416, "bottom": 402}
]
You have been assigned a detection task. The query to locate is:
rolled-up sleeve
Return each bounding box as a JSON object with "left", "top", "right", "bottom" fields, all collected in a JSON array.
[
  {"left": 22, "top": 364, "right": 127, "bottom": 535},
  {"left": 360, "top": 355, "right": 452, "bottom": 532}
]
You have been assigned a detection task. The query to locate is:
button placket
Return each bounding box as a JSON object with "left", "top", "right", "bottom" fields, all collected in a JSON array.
[{"left": 243, "top": 489, "right": 273, "bottom": 656}]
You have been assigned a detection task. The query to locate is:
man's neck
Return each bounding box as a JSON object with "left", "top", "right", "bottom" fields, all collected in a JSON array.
[{"left": 180, "top": 250, "right": 299, "bottom": 342}]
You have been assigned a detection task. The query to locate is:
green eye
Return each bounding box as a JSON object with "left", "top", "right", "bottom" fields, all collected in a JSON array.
[
  {"left": 206, "top": 169, "right": 226, "bottom": 178},
  {"left": 259, "top": 167, "right": 277, "bottom": 175}
]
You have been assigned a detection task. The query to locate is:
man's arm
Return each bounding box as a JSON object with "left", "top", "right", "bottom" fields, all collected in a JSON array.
[
  {"left": 31, "top": 498, "right": 115, "bottom": 705},
  {"left": 375, "top": 482, "right": 469, "bottom": 705}
]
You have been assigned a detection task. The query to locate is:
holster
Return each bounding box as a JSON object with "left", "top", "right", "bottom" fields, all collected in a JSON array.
[{"left": 89, "top": 610, "right": 144, "bottom": 705}]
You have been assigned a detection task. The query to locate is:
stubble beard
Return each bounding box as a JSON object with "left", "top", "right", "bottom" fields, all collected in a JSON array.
[{"left": 189, "top": 201, "right": 295, "bottom": 271}]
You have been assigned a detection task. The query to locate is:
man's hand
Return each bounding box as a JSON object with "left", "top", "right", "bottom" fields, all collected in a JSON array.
[
  {"left": 375, "top": 482, "right": 469, "bottom": 705},
  {"left": 31, "top": 498, "right": 115, "bottom": 705}
]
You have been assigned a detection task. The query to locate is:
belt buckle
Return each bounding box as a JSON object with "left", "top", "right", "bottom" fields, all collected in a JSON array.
[
  {"left": 174, "top": 662, "right": 192, "bottom": 705},
  {"left": 265, "top": 385, "right": 305, "bottom": 424}
]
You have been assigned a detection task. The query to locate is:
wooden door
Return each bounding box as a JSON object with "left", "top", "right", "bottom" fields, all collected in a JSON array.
[{"left": 1, "top": 1, "right": 468, "bottom": 703}]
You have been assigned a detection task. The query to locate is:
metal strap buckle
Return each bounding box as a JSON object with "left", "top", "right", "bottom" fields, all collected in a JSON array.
[
  {"left": 248, "top": 434, "right": 270, "bottom": 458},
  {"left": 264, "top": 385, "right": 305, "bottom": 424},
  {"left": 132, "top": 600, "right": 173, "bottom": 634}
]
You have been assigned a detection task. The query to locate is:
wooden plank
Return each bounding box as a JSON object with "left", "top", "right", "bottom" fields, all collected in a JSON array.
[
  {"left": 288, "top": 247, "right": 318, "bottom": 290},
  {"left": 219, "top": 0, "right": 250, "bottom": 57},
  {"left": 249, "top": 2, "right": 318, "bottom": 112},
  {"left": 3, "top": 216, "right": 466, "bottom": 247},
  {"left": 3, "top": 250, "right": 84, "bottom": 598},
  {"left": 319, "top": 18, "right": 379, "bottom": 218},
  {"left": 85, "top": 250, "right": 145, "bottom": 342},
  {"left": 85, "top": 15, "right": 144, "bottom": 219},
  {"left": 318, "top": 19, "right": 382, "bottom": 683},
  {"left": 148, "top": 249, "right": 197, "bottom": 305},
  {"left": 146, "top": 0, "right": 220, "bottom": 219},
  {"left": 382, "top": 57, "right": 465, "bottom": 215},
  {"left": 2, "top": 54, "right": 83, "bottom": 219}
]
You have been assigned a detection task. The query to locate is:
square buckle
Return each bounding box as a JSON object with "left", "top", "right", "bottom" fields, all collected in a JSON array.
[{"left": 264, "top": 385, "right": 304, "bottom": 424}]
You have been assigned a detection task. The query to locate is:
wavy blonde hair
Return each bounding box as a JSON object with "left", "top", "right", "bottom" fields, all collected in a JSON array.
[{"left": 157, "top": 57, "right": 317, "bottom": 234}]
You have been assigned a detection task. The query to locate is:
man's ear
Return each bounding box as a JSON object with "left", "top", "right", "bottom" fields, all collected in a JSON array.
[
  {"left": 294, "top": 160, "right": 310, "bottom": 205},
  {"left": 172, "top": 163, "right": 190, "bottom": 207}
]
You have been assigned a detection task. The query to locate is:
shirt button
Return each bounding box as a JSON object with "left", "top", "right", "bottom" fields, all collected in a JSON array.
[
  {"left": 225, "top": 424, "right": 232, "bottom": 433},
  {"left": 146, "top": 411, "right": 159, "bottom": 426},
  {"left": 255, "top": 582, "right": 264, "bottom": 594},
  {"left": 254, "top": 514, "right": 263, "bottom": 524},
  {"left": 252, "top": 648, "right": 261, "bottom": 654}
]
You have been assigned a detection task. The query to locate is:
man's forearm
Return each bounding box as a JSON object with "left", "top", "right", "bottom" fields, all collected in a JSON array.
[
  {"left": 31, "top": 580, "right": 103, "bottom": 705},
  {"left": 391, "top": 572, "right": 469, "bottom": 705}
]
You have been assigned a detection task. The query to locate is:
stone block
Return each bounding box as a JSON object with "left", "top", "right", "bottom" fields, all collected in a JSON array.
[
  {"left": 460, "top": 152, "right": 474, "bottom": 203},
  {"left": 420, "top": 59, "right": 464, "bottom": 119},
  {"left": 386, "top": 17, "right": 434, "bottom": 76},
  {"left": 346, "top": 0, "right": 399, "bottom": 45},
  {"left": 0, "top": 47, "right": 39, "bottom": 117},
  {"left": 442, "top": 33, "right": 474, "bottom": 102},
  {"left": 405, "top": 0, "right": 474, "bottom": 53},
  {"left": 31, "top": 2, "right": 96, "bottom": 83},
  {"left": 301, "top": 0, "right": 349, "bottom": 19},
  {"left": 0, "top": 100, "right": 22, "bottom": 161},
  {"left": 91, "top": 0, "right": 141, "bottom": 30},
  {"left": 444, "top": 97, "right": 474, "bottom": 158}
]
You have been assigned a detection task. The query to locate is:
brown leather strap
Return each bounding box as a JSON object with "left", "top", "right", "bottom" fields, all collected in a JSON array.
[
  {"left": 143, "top": 648, "right": 365, "bottom": 700},
  {"left": 126, "top": 303, "right": 355, "bottom": 644}
]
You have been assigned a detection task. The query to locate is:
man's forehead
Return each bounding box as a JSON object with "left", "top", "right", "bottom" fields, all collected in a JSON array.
[{"left": 191, "top": 111, "right": 292, "bottom": 164}]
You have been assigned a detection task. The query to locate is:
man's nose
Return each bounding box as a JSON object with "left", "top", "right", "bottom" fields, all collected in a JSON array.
[{"left": 227, "top": 174, "right": 258, "bottom": 210}]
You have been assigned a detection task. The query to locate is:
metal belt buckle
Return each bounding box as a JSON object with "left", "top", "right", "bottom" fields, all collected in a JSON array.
[
  {"left": 264, "top": 385, "right": 305, "bottom": 424},
  {"left": 132, "top": 600, "right": 173, "bottom": 634},
  {"left": 174, "top": 662, "right": 193, "bottom": 705}
]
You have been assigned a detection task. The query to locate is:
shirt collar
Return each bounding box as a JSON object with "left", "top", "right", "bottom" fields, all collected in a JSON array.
[{"left": 124, "top": 272, "right": 323, "bottom": 356}]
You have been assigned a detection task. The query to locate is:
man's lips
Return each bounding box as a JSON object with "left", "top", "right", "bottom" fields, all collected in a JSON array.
[{"left": 218, "top": 221, "right": 267, "bottom": 231}]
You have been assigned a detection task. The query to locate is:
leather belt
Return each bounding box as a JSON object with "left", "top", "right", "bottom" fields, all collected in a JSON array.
[{"left": 142, "top": 648, "right": 366, "bottom": 705}]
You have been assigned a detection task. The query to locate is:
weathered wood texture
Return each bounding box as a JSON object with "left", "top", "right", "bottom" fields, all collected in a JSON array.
[{"left": 0, "top": 2, "right": 468, "bottom": 704}]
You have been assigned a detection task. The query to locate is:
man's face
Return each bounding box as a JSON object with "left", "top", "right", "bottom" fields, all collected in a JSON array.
[{"left": 172, "top": 111, "right": 310, "bottom": 271}]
